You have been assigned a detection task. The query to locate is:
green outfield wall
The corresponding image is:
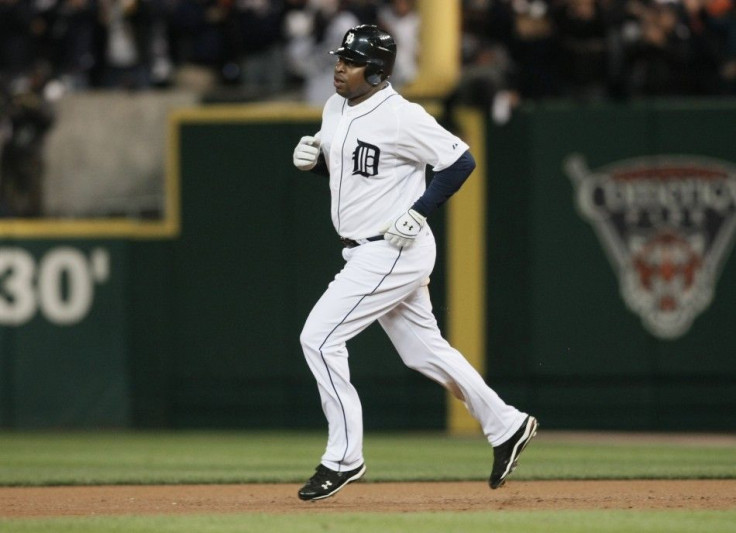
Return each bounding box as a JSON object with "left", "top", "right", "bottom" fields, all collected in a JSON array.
[
  {"left": 484, "top": 100, "right": 736, "bottom": 431},
  {"left": 0, "top": 100, "right": 733, "bottom": 431}
]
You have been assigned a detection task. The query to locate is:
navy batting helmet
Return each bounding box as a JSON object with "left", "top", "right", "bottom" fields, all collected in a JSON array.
[{"left": 330, "top": 25, "right": 397, "bottom": 86}]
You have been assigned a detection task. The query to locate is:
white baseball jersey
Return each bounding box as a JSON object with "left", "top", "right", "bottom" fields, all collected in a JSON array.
[
  {"left": 300, "top": 83, "right": 526, "bottom": 474},
  {"left": 317, "top": 83, "right": 469, "bottom": 239}
]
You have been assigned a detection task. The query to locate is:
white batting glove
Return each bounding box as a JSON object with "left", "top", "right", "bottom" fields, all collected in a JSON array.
[
  {"left": 293, "top": 134, "right": 321, "bottom": 171},
  {"left": 381, "top": 209, "right": 426, "bottom": 248}
]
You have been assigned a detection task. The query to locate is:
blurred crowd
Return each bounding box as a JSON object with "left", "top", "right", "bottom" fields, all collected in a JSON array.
[
  {"left": 0, "top": 0, "right": 418, "bottom": 101},
  {"left": 1, "top": 0, "right": 734, "bottom": 104},
  {"left": 0, "top": 0, "right": 735, "bottom": 215},
  {"left": 454, "top": 0, "right": 736, "bottom": 122}
]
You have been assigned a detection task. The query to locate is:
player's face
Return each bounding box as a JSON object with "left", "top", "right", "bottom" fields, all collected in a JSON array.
[{"left": 334, "top": 57, "right": 382, "bottom": 105}]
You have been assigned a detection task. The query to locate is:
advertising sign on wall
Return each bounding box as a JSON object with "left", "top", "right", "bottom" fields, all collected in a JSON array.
[{"left": 566, "top": 154, "right": 736, "bottom": 339}]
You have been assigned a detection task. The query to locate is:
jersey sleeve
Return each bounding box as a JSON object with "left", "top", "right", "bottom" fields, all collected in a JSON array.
[{"left": 395, "top": 102, "right": 469, "bottom": 171}]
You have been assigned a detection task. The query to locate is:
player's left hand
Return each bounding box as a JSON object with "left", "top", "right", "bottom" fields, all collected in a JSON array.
[{"left": 381, "top": 209, "right": 426, "bottom": 248}]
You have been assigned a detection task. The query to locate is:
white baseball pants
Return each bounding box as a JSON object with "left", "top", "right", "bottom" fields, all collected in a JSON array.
[{"left": 300, "top": 229, "right": 527, "bottom": 472}]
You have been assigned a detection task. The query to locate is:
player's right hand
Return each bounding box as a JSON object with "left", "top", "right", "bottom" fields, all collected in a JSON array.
[{"left": 293, "top": 134, "right": 321, "bottom": 171}]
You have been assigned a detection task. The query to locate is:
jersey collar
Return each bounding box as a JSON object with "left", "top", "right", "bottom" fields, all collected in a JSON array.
[{"left": 343, "top": 83, "right": 396, "bottom": 115}]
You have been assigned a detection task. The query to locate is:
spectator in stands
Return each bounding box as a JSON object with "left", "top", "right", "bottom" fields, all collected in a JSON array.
[
  {"left": 49, "top": 0, "right": 101, "bottom": 90},
  {"left": 448, "top": 38, "right": 520, "bottom": 125},
  {"left": 96, "top": 0, "right": 157, "bottom": 89},
  {"left": 551, "top": 0, "right": 620, "bottom": 100},
  {"left": 0, "top": 0, "right": 37, "bottom": 81},
  {"left": 166, "top": 0, "right": 236, "bottom": 92},
  {"left": 377, "top": 0, "right": 420, "bottom": 89},
  {"left": 483, "top": 0, "right": 560, "bottom": 99},
  {"left": 0, "top": 62, "right": 56, "bottom": 217},
  {"left": 284, "top": 0, "right": 360, "bottom": 106},
  {"left": 345, "top": 0, "right": 380, "bottom": 22},
  {"left": 235, "top": 0, "right": 290, "bottom": 95},
  {"left": 675, "top": 0, "right": 729, "bottom": 95},
  {"left": 684, "top": 0, "right": 736, "bottom": 94},
  {"left": 620, "top": 0, "right": 693, "bottom": 96}
]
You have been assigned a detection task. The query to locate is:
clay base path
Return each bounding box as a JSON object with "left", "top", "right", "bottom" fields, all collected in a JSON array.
[{"left": 1, "top": 480, "right": 734, "bottom": 517}]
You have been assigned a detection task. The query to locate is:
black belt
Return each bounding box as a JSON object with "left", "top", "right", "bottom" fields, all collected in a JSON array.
[{"left": 340, "top": 235, "right": 384, "bottom": 248}]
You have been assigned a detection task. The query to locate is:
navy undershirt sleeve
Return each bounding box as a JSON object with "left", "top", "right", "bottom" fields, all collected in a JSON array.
[{"left": 411, "top": 150, "right": 476, "bottom": 217}]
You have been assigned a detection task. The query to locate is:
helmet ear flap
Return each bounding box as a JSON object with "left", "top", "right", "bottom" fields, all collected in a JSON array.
[{"left": 365, "top": 64, "right": 383, "bottom": 86}]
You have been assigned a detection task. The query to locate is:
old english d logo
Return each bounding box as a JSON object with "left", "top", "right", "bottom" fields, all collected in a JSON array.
[
  {"left": 565, "top": 154, "right": 736, "bottom": 339},
  {"left": 352, "top": 140, "right": 380, "bottom": 177}
]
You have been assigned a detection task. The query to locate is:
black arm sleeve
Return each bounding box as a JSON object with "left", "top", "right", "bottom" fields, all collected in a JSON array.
[
  {"left": 410, "top": 150, "right": 476, "bottom": 217},
  {"left": 310, "top": 153, "right": 329, "bottom": 177}
]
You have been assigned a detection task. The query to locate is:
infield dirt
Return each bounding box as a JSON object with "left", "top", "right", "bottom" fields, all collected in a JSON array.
[{"left": 1, "top": 480, "right": 735, "bottom": 517}]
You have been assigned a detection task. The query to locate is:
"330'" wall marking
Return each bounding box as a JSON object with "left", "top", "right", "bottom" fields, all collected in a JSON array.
[{"left": 0, "top": 247, "right": 109, "bottom": 326}]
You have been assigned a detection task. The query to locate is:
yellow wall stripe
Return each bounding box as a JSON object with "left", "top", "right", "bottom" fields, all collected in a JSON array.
[
  {"left": 447, "top": 109, "right": 486, "bottom": 434},
  {"left": 402, "top": 0, "right": 461, "bottom": 99}
]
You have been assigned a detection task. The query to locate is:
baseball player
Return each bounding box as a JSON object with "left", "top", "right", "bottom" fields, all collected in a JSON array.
[{"left": 292, "top": 24, "right": 537, "bottom": 502}]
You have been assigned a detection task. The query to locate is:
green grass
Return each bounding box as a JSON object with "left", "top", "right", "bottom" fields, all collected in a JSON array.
[
  {"left": 1, "top": 511, "right": 736, "bottom": 533},
  {"left": 0, "top": 430, "right": 734, "bottom": 486},
  {"left": 0, "top": 431, "right": 733, "bottom": 533}
]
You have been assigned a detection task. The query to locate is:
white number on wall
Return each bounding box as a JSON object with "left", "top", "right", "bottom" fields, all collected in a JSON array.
[{"left": 0, "top": 247, "right": 110, "bottom": 326}]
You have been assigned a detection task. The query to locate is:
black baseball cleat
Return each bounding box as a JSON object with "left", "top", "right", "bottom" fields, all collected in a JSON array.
[
  {"left": 489, "top": 415, "right": 538, "bottom": 489},
  {"left": 298, "top": 463, "right": 366, "bottom": 501}
]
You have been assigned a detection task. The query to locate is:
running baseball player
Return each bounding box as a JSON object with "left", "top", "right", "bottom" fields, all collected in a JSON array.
[{"left": 292, "top": 24, "right": 538, "bottom": 501}]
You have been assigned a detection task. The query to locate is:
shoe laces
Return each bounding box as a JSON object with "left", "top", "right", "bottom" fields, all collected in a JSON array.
[{"left": 308, "top": 464, "right": 334, "bottom": 486}]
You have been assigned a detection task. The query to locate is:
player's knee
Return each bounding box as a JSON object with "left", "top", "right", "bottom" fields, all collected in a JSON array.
[
  {"left": 397, "top": 352, "right": 426, "bottom": 372},
  {"left": 299, "top": 326, "right": 315, "bottom": 352},
  {"left": 299, "top": 323, "right": 324, "bottom": 356}
]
